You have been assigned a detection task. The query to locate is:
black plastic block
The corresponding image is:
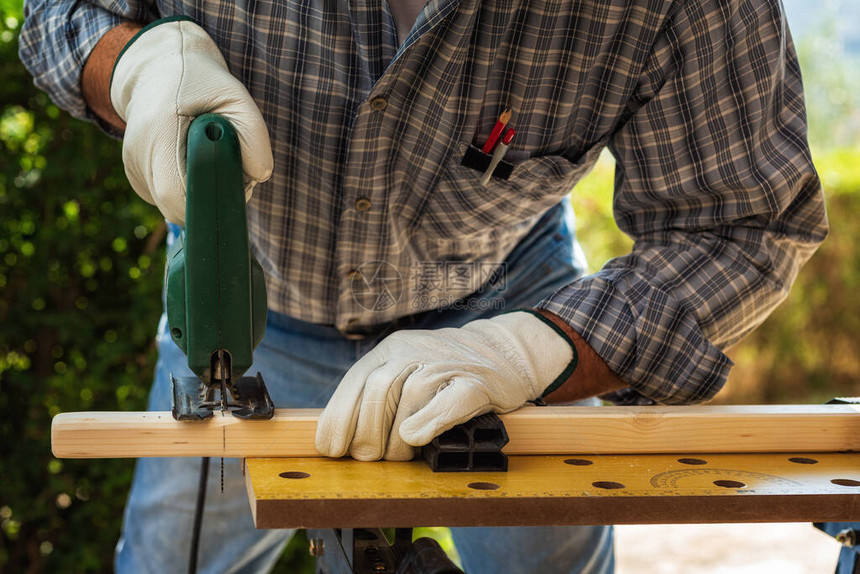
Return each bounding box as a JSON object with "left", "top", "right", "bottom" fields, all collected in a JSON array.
[{"left": 421, "top": 413, "right": 509, "bottom": 472}]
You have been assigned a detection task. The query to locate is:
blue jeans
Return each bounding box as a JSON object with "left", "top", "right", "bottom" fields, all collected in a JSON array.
[{"left": 115, "top": 200, "right": 614, "bottom": 574}]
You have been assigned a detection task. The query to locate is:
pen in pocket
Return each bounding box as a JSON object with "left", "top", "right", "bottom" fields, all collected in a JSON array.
[{"left": 480, "top": 128, "right": 516, "bottom": 186}]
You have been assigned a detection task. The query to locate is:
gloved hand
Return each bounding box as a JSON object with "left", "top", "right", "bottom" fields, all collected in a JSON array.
[
  {"left": 315, "top": 311, "right": 577, "bottom": 461},
  {"left": 110, "top": 18, "right": 273, "bottom": 225}
]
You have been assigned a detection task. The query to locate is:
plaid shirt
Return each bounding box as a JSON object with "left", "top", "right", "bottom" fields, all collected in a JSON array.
[{"left": 20, "top": 0, "right": 827, "bottom": 404}]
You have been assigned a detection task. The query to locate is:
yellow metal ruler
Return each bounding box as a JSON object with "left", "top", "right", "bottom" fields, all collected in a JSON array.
[{"left": 245, "top": 453, "right": 860, "bottom": 529}]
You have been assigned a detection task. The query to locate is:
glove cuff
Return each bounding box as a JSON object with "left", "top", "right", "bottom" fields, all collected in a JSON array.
[
  {"left": 513, "top": 309, "right": 579, "bottom": 398},
  {"left": 110, "top": 16, "right": 228, "bottom": 122},
  {"left": 109, "top": 16, "right": 194, "bottom": 97}
]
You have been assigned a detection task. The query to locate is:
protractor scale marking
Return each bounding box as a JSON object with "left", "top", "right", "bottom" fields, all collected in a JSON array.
[{"left": 650, "top": 468, "right": 803, "bottom": 491}]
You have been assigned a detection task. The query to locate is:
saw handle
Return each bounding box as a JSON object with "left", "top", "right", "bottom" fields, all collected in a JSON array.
[{"left": 165, "top": 114, "right": 267, "bottom": 382}]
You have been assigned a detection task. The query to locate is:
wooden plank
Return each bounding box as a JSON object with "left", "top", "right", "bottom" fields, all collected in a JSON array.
[
  {"left": 245, "top": 453, "right": 860, "bottom": 528},
  {"left": 51, "top": 409, "right": 320, "bottom": 459},
  {"left": 52, "top": 404, "right": 860, "bottom": 459}
]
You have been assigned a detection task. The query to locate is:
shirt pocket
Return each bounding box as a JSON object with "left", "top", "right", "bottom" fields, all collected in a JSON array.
[{"left": 415, "top": 139, "right": 606, "bottom": 241}]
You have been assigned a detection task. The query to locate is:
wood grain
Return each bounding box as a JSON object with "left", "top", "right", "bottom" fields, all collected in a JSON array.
[{"left": 51, "top": 404, "right": 860, "bottom": 459}]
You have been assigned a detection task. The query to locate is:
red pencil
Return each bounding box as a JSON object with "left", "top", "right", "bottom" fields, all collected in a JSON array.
[{"left": 482, "top": 108, "right": 512, "bottom": 154}]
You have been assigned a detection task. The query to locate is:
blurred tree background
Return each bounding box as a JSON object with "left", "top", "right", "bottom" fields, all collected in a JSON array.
[
  {"left": 0, "top": 1, "right": 165, "bottom": 571},
  {"left": 0, "top": 0, "right": 857, "bottom": 572}
]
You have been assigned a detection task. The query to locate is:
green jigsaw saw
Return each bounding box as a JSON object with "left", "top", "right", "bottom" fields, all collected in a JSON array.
[{"left": 165, "top": 113, "right": 274, "bottom": 421}]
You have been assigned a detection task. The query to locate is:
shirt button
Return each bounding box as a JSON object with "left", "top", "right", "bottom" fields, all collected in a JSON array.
[
  {"left": 369, "top": 97, "right": 387, "bottom": 111},
  {"left": 355, "top": 197, "right": 372, "bottom": 211},
  {"left": 347, "top": 269, "right": 362, "bottom": 280}
]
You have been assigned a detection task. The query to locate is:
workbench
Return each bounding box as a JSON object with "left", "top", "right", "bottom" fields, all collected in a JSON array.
[
  {"left": 245, "top": 453, "right": 860, "bottom": 529},
  {"left": 52, "top": 404, "right": 860, "bottom": 529}
]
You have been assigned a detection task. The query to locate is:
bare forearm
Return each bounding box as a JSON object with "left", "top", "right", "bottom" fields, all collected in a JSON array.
[
  {"left": 81, "top": 22, "right": 142, "bottom": 132},
  {"left": 533, "top": 309, "right": 627, "bottom": 403}
]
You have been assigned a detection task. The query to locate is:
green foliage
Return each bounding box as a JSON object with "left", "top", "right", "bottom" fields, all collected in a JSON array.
[
  {"left": 0, "top": 7, "right": 167, "bottom": 571},
  {"left": 0, "top": 8, "right": 319, "bottom": 572},
  {"left": 272, "top": 530, "right": 316, "bottom": 573},
  {"left": 571, "top": 151, "right": 633, "bottom": 272}
]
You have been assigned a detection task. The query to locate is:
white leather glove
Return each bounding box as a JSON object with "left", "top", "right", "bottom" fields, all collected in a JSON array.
[
  {"left": 110, "top": 18, "right": 273, "bottom": 225},
  {"left": 315, "top": 311, "right": 577, "bottom": 461}
]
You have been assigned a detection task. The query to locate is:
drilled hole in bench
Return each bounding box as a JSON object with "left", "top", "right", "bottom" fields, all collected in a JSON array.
[
  {"left": 788, "top": 457, "right": 819, "bottom": 465},
  {"left": 467, "top": 482, "right": 500, "bottom": 491},
  {"left": 677, "top": 458, "right": 707, "bottom": 465},
  {"left": 592, "top": 481, "right": 625, "bottom": 490},
  {"left": 563, "top": 458, "right": 594, "bottom": 466},
  {"left": 279, "top": 471, "right": 310, "bottom": 479},
  {"left": 831, "top": 479, "right": 860, "bottom": 487},
  {"left": 714, "top": 480, "right": 745, "bottom": 489}
]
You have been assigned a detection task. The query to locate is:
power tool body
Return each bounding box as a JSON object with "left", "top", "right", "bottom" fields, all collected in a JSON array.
[{"left": 165, "top": 113, "right": 273, "bottom": 421}]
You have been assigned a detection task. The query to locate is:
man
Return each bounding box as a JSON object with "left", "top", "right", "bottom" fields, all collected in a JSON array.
[{"left": 20, "top": 0, "right": 826, "bottom": 572}]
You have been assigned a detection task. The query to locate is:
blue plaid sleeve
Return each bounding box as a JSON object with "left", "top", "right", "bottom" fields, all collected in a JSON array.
[
  {"left": 537, "top": 0, "right": 827, "bottom": 405},
  {"left": 19, "top": 1, "right": 153, "bottom": 121}
]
